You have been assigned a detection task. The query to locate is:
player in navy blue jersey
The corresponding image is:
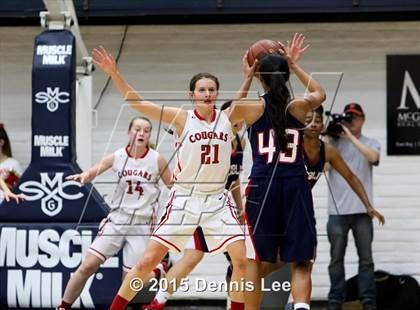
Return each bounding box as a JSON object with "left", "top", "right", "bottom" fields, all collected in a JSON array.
[
  {"left": 259, "top": 106, "right": 385, "bottom": 309},
  {"left": 228, "top": 33, "right": 326, "bottom": 310},
  {"left": 304, "top": 106, "right": 384, "bottom": 222}
]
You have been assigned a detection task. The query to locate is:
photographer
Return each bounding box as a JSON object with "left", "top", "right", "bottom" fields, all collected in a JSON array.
[{"left": 325, "top": 103, "right": 384, "bottom": 310}]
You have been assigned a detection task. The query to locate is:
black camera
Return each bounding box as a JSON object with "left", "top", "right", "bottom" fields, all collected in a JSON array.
[{"left": 324, "top": 111, "right": 353, "bottom": 138}]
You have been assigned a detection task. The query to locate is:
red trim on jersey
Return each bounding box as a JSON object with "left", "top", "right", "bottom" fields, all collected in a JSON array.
[
  {"left": 194, "top": 109, "right": 216, "bottom": 123},
  {"left": 92, "top": 217, "right": 111, "bottom": 245},
  {"left": 244, "top": 179, "right": 252, "bottom": 198},
  {"left": 89, "top": 247, "right": 107, "bottom": 261},
  {"left": 125, "top": 146, "right": 149, "bottom": 159},
  {"left": 97, "top": 217, "right": 110, "bottom": 236},
  {"left": 140, "top": 147, "right": 150, "bottom": 158},
  {"left": 152, "top": 235, "right": 181, "bottom": 252},
  {"left": 209, "top": 234, "right": 243, "bottom": 253},
  {"left": 227, "top": 195, "right": 242, "bottom": 227},
  {"left": 153, "top": 190, "right": 176, "bottom": 232}
]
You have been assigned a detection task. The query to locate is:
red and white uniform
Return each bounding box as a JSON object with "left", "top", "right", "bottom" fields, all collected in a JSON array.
[
  {"left": 152, "top": 110, "right": 244, "bottom": 255},
  {"left": 89, "top": 147, "right": 161, "bottom": 271},
  {"left": 0, "top": 157, "right": 22, "bottom": 203},
  {"left": 109, "top": 146, "right": 160, "bottom": 216}
]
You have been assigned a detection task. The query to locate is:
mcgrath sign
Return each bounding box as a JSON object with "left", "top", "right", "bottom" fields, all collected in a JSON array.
[{"left": 387, "top": 55, "right": 420, "bottom": 155}]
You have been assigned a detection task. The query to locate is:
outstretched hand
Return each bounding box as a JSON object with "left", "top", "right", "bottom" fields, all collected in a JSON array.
[
  {"left": 278, "top": 33, "right": 310, "bottom": 66},
  {"left": 4, "top": 191, "right": 25, "bottom": 204},
  {"left": 66, "top": 172, "right": 90, "bottom": 185},
  {"left": 243, "top": 51, "right": 258, "bottom": 79},
  {"left": 92, "top": 46, "right": 118, "bottom": 76}
]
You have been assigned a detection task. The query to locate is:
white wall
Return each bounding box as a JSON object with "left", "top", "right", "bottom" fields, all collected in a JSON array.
[{"left": 0, "top": 21, "right": 419, "bottom": 300}]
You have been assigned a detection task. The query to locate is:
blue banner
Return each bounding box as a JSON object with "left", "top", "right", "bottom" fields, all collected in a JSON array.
[
  {"left": 0, "top": 30, "right": 108, "bottom": 222},
  {"left": 0, "top": 30, "right": 118, "bottom": 309},
  {"left": 0, "top": 224, "right": 121, "bottom": 309}
]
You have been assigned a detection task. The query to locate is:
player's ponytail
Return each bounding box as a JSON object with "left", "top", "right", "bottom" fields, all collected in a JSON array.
[{"left": 258, "top": 54, "right": 291, "bottom": 148}]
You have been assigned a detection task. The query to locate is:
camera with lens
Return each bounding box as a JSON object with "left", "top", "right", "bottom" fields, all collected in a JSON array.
[{"left": 324, "top": 111, "right": 353, "bottom": 138}]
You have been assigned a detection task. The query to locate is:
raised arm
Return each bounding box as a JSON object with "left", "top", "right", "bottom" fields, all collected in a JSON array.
[
  {"left": 326, "top": 143, "right": 385, "bottom": 225},
  {"left": 229, "top": 55, "right": 264, "bottom": 124},
  {"left": 340, "top": 125, "right": 380, "bottom": 165},
  {"left": 282, "top": 33, "right": 326, "bottom": 123},
  {"left": 232, "top": 52, "right": 258, "bottom": 101},
  {"left": 92, "top": 47, "right": 187, "bottom": 135},
  {"left": 228, "top": 52, "right": 264, "bottom": 126},
  {"left": 66, "top": 153, "right": 114, "bottom": 185}
]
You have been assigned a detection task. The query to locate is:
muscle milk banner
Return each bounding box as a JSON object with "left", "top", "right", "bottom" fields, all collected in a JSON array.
[
  {"left": 387, "top": 55, "right": 420, "bottom": 155},
  {"left": 0, "top": 30, "right": 121, "bottom": 308}
]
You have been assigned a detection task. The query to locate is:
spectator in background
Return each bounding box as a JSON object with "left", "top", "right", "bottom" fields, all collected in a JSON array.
[
  {"left": 326, "top": 103, "right": 384, "bottom": 310},
  {"left": 0, "top": 123, "right": 23, "bottom": 204}
]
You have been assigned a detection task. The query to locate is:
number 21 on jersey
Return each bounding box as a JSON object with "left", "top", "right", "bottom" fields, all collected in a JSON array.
[
  {"left": 258, "top": 129, "right": 299, "bottom": 163},
  {"left": 201, "top": 144, "right": 220, "bottom": 164}
]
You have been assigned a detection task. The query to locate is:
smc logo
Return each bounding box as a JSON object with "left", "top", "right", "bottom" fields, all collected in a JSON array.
[
  {"left": 19, "top": 172, "right": 84, "bottom": 217},
  {"left": 35, "top": 87, "right": 70, "bottom": 112}
]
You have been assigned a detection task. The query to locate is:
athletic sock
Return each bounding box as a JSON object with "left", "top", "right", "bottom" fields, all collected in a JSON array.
[
  {"left": 155, "top": 289, "right": 170, "bottom": 304},
  {"left": 230, "top": 301, "right": 244, "bottom": 310},
  {"left": 109, "top": 294, "right": 129, "bottom": 310},
  {"left": 294, "top": 302, "right": 310, "bottom": 310}
]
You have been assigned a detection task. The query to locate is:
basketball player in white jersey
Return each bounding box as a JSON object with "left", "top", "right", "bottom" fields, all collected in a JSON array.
[
  {"left": 92, "top": 46, "right": 257, "bottom": 310},
  {"left": 142, "top": 55, "right": 254, "bottom": 310},
  {"left": 56, "top": 117, "right": 172, "bottom": 310}
]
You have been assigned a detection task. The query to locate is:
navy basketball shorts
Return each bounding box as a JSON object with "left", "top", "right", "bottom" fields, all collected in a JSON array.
[{"left": 245, "top": 176, "right": 317, "bottom": 263}]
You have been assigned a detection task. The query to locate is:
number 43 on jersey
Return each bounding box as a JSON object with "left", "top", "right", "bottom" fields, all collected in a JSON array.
[{"left": 258, "top": 129, "right": 299, "bottom": 163}]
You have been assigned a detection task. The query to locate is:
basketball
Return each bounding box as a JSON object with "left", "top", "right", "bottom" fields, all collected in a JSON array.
[{"left": 247, "top": 39, "right": 283, "bottom": 66}]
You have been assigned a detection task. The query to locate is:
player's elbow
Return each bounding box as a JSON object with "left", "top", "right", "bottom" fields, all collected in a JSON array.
[
  {"left": 317, "top": 90, "right": 327, "bottom": 106},
  {"left": 309, "top": 91, "right": 326, "bottom": 109},
  {"left": 368, "top": 153, "right": 380, "bottom": 166}
]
